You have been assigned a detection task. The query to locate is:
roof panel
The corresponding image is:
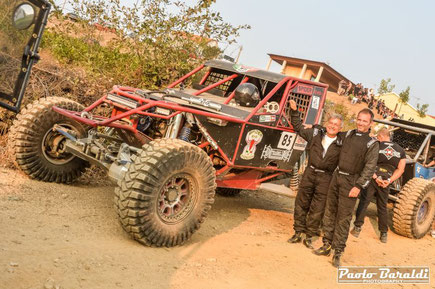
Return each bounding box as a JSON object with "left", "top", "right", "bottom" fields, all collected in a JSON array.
[{"left": 205, "top": 60, "right": 287, "bottom": 83}]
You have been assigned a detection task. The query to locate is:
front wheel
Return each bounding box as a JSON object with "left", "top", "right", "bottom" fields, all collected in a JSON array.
[{"left": 114, "top": 139, "right": 216, "bottom": 247}]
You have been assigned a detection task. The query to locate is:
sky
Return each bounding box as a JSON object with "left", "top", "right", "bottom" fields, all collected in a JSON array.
[{"left": 58, "top": 0, "right": 435, "bottom": 115}]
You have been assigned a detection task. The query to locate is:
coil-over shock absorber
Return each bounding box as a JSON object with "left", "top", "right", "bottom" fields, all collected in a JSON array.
[{"left": 178, "top": 126, "right": 191, "bottom": 142}]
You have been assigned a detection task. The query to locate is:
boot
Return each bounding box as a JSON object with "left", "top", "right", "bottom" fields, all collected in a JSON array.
[
  {"left": 287, "top": 232, "right": 302, "bottom": 243},
  {"left": 303, "top": 236, "right": 313, "bottom": 249},
  {"left": 380, "top": 232, "right": 387, "bottom": 243},
  {"left": 350, "top": 226, "right": 362, "bottom": 238},
  {"left": 332, "top": 250, "right": 342, "bottom": 267},
  {"left": 313, "top": 242, "right": 332, "bottom": 256}
]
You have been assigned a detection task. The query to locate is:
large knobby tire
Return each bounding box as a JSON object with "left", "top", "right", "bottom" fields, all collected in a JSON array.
[
  {"left": 216, "top": 188, "right": 241, "bottom": 197},
  {"left": 392, "top": 178, "right": 435, "bottom": 239},
  {"left": 8, "top": 97, "right": 89, "bottom": 183},
  {"left": 114, "top": 139, "right": 216, "bottom": 247}
]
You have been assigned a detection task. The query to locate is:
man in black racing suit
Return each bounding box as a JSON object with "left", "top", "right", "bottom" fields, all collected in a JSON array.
[
  {"left": 351, "top": 127, "right": 406, "bottom": 243},
  {"left": 288, "top": 100, "right": 345, "bottom": 249},
  {"left": 313, "top": 108, "right": 379, "bottom": 267}
]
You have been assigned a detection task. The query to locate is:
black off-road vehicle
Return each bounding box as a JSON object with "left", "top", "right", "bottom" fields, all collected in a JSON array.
[{"left": 2, "top": 1, "right": 327, "bottom": 246}]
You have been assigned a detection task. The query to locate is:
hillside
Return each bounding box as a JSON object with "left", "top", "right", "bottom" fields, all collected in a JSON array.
[{"left": 326, "top": 91, "right": 383, "bottom": 119}]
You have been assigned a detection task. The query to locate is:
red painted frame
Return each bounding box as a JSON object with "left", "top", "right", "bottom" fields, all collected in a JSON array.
[{"left": 52, "top": 63, "right": 328, "bottom": 190}]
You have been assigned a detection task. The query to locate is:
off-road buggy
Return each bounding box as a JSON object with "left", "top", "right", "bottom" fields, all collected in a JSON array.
[
  {"left": 375, "top": 118, "right": 435, "bottom": 239},
  {"left": 2, "top": 1, "right": 327, "bottom": 246}
]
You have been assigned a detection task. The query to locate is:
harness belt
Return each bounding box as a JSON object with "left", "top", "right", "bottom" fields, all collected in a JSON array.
[
  {"left": 309, "top": 165, "right": 327, "bottom": 173},
  {"left": 337, "top": 168, "right": 355, "bottom": 176}
]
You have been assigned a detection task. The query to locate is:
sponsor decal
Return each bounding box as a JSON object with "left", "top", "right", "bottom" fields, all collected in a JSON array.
[
  {"left": 277, "top": 131, "right": 296, "bottom": 150},
  {"left": 313, "top": 86, "right": 325, "bottom": 96},
  {"left": 380, "top": 144, "right": 401, "bottom": 160},
  {"left": 265, "top": 101, "right": 280, "bottom": 114},
  {"left": 337, "top": 266, "right": 430, "bottom": 284},
  {"left": 311, "top": 95, "right": 320, "bottom": 109},
  {"left": 293, "top": 135, "right": 307, "bottom": 151},
  {"left": 294, "top": 84, "right": 313, "bottom": 95},
  {"left": 233, "top": 64, "right": 257, "bottom": 73},
  {"left": 259, "top": 115, "right": 276, "bottom": 123},
  {"left": 261, "top": 145, "right": 291, "bottom": 162},
  {"left": 240, "top": 129, "right": 263, "bottom": 160}
]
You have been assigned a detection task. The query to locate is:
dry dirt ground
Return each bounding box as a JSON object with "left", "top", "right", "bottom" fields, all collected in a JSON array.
[{"left": 0, "top": 167, "right": 434, "bottom": 289}]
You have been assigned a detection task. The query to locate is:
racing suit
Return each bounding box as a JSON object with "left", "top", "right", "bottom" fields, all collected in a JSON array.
[
  {"left": 291, "top": 109, "right": 344, "bottom": 237},
  {"left": 321, "top": 129, "right": 379, "bottom": 251}
]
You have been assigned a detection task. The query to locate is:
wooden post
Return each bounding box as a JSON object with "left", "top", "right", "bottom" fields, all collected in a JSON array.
[
  {"left": 315, "top": 66, "right": 324, "bottom": 82},
  {"left": 299, "top": 64, "right": 307, "bottom": 78},
  {"left": 280, "top": 60, "right": 287, "bottom": 74},
  {"left": 266, "top": 58, "right": 272, "bottom": 70}
]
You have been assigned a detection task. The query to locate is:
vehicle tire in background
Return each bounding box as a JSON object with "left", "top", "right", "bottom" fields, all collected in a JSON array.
[
  {"left": 8, "top": 97, "right": 89, "bottom": 183},
  {"left": 114, "top": 138, "right": 216, "bottom": 247},
  {"left": 393, "top": 178, "right": 435, "bottom": 239}
]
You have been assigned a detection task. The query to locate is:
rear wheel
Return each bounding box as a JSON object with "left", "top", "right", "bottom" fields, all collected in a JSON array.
[
  {"left": 8, "top": 97, "right": 89, "bottom": 183},
  {"left": 392, "top": 178, "right": 435, "bottom": 238},
  {"left": 114, "top": 139, "right": 216, "bottom": 247}
]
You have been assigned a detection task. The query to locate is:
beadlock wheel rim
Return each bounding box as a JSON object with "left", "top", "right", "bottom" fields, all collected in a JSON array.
[
  {"left": 417, "top": 199, "right": 429, "bottom": 224},
  {"left": 157, "top": 173, "right": 198, "bottom": 224}
]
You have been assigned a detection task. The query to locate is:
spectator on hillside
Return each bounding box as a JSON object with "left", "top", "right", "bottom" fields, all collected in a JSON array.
[
  {"left": 361, "top": 88, "right": 369, "bottom": 103},
  {"left": 345, "top": 81, "right": 352, "bottom": 96},
  {"left": 376, "top": 100, "right": 381, "bottom": 114},
  {"left": 368, "top": 98, "right": 375, "bottom": 109},
  {"left": 337, "top": 80, "right": 347, "bottom": 95},
  {"left": 368, "top": 88, "right": 375, "bottom": 100},
  {"left": 353, "top": 83, "right": 360, "bottom": 97},
  {"left": 351, "top": 95, "right": 359, "bottom": 104}
]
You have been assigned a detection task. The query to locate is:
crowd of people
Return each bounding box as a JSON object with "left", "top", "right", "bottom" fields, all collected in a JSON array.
[
  {"left": 337, "top": 80, "right": 413, "bottom": 120},
  {"left": 374, "top": 99, "right": 397, "bottom": 119},
  {"left": 338, "top": 81, "right": 376, "bottom": 106}
]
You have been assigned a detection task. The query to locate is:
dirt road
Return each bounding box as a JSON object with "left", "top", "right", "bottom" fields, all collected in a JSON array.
[{"left": 0, "top": 167, "right": 434, "bottom": 289}]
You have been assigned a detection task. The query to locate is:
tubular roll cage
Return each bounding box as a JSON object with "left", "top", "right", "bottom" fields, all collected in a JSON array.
[
  {"left": 374, "top": 118, "right": 435, "bottom": 163},
  {"left": 52, "top": 64, "right": 323, "bottom": 185}
]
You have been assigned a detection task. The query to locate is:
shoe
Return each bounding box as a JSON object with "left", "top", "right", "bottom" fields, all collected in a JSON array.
[
  {"left": 380, "top": 232, "right": 387, "bottom": 243},
  {"left": 303, "top": 237, "right": 313, "bottom": 249},
  {"left": 287, "top": 232, "right": 302, "bottom": 243},
  {"left": 313, "top": 242, "right": 332, "bottom": 256},
  {"left": 350, "top": 226, "right": 362, "bottom": 238},
  {"left": 332, "top": 250, "right": 342, "bottom": 267}
]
